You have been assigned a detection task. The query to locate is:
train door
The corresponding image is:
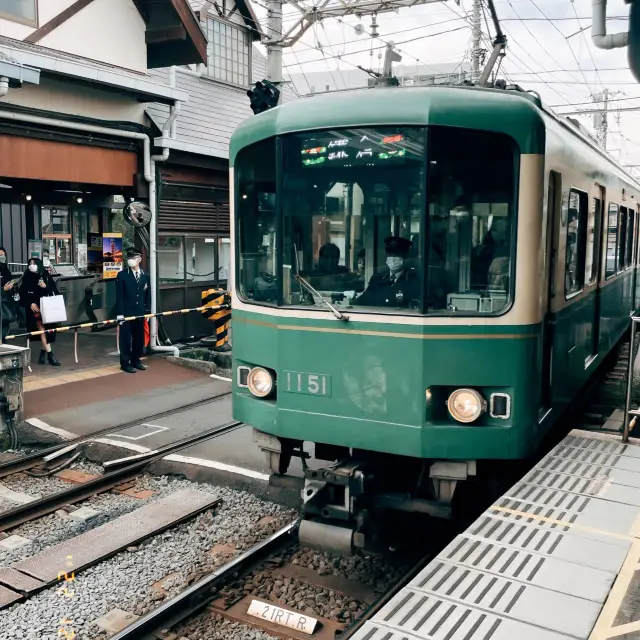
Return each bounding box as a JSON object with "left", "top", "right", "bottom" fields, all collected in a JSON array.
[
  {"left": 586, "top": 185, "right": 605, "bottom": 366},
  {"left": 540, "top": 171, "right": 561, "bottom": 417}
]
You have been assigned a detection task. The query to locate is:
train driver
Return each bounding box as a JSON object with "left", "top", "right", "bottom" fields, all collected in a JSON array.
[{"left": 355, "top": 236, "right": 421, "bottom": 309}]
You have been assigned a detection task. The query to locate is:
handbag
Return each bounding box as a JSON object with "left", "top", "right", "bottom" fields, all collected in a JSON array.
[{"left": 40, "top": 294, "right": 67, "bottom": 325}]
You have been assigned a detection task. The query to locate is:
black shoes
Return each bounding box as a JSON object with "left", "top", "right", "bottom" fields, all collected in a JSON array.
[
  {"left": 121, "top": 364, "right": 137, "bottom": 374},
  {"left": 132, "top": 361, "right": 147, "bottom": 371},
  {"left": 47, "top": 352, "right": 61, "bottom": 367},
  {"left": 39, "top": 350, "right": 60, "bottom": 366}
]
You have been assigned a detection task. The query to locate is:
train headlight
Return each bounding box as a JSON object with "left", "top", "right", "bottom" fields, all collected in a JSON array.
[
  {"left": 247, "top": 367, "right": 274, "bottom": 398},
  {"left": 447, "top": 388, "right": 487, "bottom": 424}
]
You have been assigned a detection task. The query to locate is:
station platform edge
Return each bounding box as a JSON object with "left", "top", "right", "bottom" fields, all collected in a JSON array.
[{"left": 350, "top": 428, "right": 640, "bottom": 640}]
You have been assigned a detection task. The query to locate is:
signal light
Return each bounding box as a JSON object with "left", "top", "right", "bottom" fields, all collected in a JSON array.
[{"left": 247, "top": 79, "right": 280, "bottom": 115}]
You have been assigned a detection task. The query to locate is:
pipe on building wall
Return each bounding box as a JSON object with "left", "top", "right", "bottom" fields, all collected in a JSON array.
[
  {"left": 0, "top": 78, "right": 8, "bottom": 98},
  {"left": 592, "top": 0, "right": 628, "bottom": 49}
]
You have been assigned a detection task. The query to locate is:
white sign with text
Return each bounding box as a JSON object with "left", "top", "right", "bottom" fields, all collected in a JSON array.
[{"left": 247, "top": 599, "right": 318, "bottom": 634}]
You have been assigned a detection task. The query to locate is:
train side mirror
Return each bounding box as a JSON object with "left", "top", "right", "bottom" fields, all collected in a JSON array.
[{"left": 629, "top": 0, "right": 640, "bottom": 82}]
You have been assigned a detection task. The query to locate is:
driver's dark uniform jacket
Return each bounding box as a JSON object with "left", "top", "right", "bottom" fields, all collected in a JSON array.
[{"left": 356, "top": 268, "right": 421, "bottom": 308}]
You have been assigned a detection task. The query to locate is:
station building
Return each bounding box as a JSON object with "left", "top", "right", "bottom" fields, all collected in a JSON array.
[{"left": 0, "top": 0, "right": 287, "bottom": 342}]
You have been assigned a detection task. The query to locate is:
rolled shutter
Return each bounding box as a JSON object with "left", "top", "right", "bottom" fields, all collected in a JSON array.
[{"left": 158, "top": 200, "right": 230, "bottom": 234}]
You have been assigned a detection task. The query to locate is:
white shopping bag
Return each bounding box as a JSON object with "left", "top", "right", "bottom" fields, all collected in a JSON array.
[{"left": 40, "top": 295, "right": 67, "bottom": 324}]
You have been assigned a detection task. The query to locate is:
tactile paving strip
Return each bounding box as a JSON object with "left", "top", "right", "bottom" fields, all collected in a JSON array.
[{"left": 349, "top": 429, "right": 640, "bottom": 640}]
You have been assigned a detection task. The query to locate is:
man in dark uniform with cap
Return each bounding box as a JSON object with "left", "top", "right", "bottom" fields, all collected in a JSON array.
[
  {"left": 116, "top": 247, "right": 151, "bottom": 373},
  {"left": 356, "top": 236, "right": 421, "bottom": 309}
]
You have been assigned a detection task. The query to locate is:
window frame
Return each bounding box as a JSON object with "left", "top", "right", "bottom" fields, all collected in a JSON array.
[
  {"left": 618, "top": 206, "right": 628, "bottom": 273},
  {"left": 234, "top": 126, "right": 521, "bottom": 318},
  {"left": 626, "top": 207, "right": 635, "bottom": 268},
  {"left": 586, "top": 194, "right": 603, "bottom": 285},
  {"left": 0, "top": 0, "right": 38, "bottom": 27},
  {"left": 159, "top": 233, "right": 227, "bottom": 290},
  {"left": 564, "top": 187, "right": 588, "bottom": 299},
  {"left": 204, "top": 16, "right": 251, "bottom": 89},
  {"left": 605, "top": 202, "right": 619, "bottom": 280}
]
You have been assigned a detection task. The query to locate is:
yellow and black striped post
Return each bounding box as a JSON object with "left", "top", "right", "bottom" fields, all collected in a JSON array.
[{"left": 202, "top": 289, "right": 232, "bottom": 350}]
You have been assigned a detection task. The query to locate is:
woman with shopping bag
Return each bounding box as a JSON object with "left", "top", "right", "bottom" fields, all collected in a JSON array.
[{"left": 19, "top": 258, "right": 62, "bottom": 366}]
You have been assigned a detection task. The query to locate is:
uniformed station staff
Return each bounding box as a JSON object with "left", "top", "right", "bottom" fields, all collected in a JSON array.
[
  {"left": 116, "top": 247, "right": 151, "bottom": 374},
  {"left": 355, "top": 236, "right": 421, "bottom": 309}
]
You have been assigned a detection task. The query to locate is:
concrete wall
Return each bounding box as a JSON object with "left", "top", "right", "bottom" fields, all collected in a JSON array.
[{"left": 0, "top": 0, "right": 147, "bottom": 72}]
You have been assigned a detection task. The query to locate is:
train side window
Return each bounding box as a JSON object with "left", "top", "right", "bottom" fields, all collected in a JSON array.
[
  {"left": 619, "top": 206, "right": 628, "bottom": 272},
  {"left": 236, "top": 139, "right": 278, "bottom": 304},
  {"left": 626, "top": 208, "right": 635, "bottom": 267},
  {"left": 585, "top": 196, "right": 602, "bottom": 284},
  {"left": 605, "top": 203, "right": 619, "bottom": 279},
  {"left": 565, "top": 188, "right": 588, "bottom": 298}
]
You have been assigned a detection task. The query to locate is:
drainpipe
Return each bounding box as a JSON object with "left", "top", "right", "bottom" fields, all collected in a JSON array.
[
  {"left": 592, "top": 0, "right": 628, "bottom": 49},
  {"left": 146, "top": 87, "right": 181, "bottom": 356},
  {"left": 0, "top": 78, "right": 8, "bottom": 98},
  {"left": 0, "top": 109, "right": 181, "bottom": 355}
]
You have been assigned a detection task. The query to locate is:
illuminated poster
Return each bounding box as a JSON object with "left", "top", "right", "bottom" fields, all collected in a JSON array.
[
  {"left": 102, "top": 233, "right": 123, "bottom": 280},
  {"left": 301, "top": 131, "right": 416, "bottom": 168}
]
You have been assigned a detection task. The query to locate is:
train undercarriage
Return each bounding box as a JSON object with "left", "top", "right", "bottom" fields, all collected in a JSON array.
[{"left": 254, "top": 430, "right": 480, "bottom": 554}]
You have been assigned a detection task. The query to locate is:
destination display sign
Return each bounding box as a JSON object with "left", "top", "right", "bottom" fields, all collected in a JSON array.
[{"left": 301, "top": 131, "right": 417, "bottom": 168}]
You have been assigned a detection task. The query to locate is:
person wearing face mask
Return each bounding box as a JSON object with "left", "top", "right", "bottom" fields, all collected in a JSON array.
[
  {"left": 355, "top": 236, "right": 421, "bottom": 309},
  {"left": 0, "top": 248, "right": 15, "bottom": 343},
  {"left": 19, "top": 258, "right": 61, "bottom": 366},
  {"left": 115, "top": 247, "right": 150, "bottom": 374}
]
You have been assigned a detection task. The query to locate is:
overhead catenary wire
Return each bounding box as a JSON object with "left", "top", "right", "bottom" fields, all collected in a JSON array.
[
  {"left": 442, "top": 1, "right": 577, "bottom": 105},
  {"left": 527, "top": 0, "right": 596, "bottom": 95}
]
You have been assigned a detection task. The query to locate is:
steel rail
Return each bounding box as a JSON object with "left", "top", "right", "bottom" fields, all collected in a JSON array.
[
  {"left": 0, "top": 420, "right": 243, "bottom": 531},
  {"left": 0, "top": 391, "right": 232, "bottom": 478},
  {"left": 337, "top": 548, "right": 436, "bottom": 638},
  {"left": 111, "top": 520, "right": 300, "bottom": 640}
]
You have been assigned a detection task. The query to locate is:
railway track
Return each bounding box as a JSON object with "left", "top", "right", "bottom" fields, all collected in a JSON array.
[
  {"left": 109, "top": 519, "right": 438, "bottom": 640},
  {"left": 0, "top": 390, "right": 233, "bottom": 479}
]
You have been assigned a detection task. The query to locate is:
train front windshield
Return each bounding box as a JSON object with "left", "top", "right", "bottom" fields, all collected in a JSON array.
[{"left": 236, "top": 126, "right": 517, "bottom": 315}]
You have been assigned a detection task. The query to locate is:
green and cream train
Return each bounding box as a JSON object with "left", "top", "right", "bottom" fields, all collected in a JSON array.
[{"left": 229, "top": 85, "right": 640, "bottom": 550}]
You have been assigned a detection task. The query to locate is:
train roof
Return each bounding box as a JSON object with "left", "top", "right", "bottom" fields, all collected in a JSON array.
[
  {"left": 230, "top": 85, "right": 640, "bottom": 188},
  {"left": 230, "top": 84, "right": 546, "bottom": 163}
]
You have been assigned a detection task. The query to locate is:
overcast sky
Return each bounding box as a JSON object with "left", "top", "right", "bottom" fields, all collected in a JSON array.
[{"left": 252, "top": 0, "right": 640, "bottom": 171}]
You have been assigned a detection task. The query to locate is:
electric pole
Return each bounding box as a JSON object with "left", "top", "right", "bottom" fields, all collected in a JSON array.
[
  {"left": 593, "top": 89, "right": 609, "bottom": 150},
  {"left": 471, "top": 0, "right": 482, "bottom": 83},
  {"left": 266, "top": 0, "right": 284, "bottom": 94},
  {"left": 261, "top": 0, "right": 456, "bottom": 105}
]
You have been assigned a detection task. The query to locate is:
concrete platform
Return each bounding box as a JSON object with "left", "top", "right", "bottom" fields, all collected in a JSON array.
[{"left": 349, "top": 429, "right": 640, "bottom": 640}]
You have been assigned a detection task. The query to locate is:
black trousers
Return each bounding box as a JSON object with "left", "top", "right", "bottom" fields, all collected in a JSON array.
[{"left": 120, "top": 318, "right": 144, "bottom": 366}]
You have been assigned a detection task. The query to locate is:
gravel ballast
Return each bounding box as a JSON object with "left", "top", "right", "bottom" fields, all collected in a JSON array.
[{"left": 0, "top": 478, "right": 296, "bottom": 639}]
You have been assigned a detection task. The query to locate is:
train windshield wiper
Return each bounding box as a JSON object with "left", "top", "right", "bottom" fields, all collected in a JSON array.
[{"left": 295, "top": 274, "right": 349, "bottom": 322}]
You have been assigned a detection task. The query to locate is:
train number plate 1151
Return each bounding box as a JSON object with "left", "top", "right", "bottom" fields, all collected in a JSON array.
[
  {"left": 282, "top": 370, "right": 332, "bottom": 396},
  {"left": 247, "top": 599, "right": 318, "bottom": 634}
]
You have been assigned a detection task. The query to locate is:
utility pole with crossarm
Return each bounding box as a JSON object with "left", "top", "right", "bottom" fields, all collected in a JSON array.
[{"left": 249, "top": 0, "right": 460, "bottom": 112}]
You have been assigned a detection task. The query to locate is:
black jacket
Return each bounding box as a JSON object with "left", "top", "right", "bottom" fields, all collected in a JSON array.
[
  {"left": 356, "top": 268, "right": 422, "bottom": 309},
  {"left": 19, "top": 269, "right": 60, "bottom": 334},
  {"left": 115, "top": 268, "right": 151, "bottom": 317}
]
